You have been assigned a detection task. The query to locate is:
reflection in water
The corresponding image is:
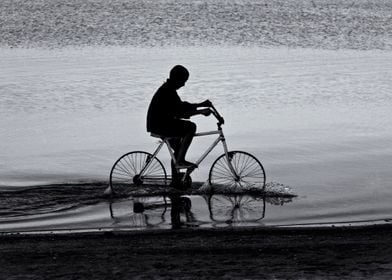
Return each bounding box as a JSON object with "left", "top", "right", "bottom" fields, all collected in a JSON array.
[
  {"left": 108, "top": 196, "right": 169, "bottom": 228},
  {"left": 0, "top": 185, "right": 293, "bottom": 233},
  {"left": 0, "top": 185, "right": 292, "bottom": 233},
  {"left": 207, "top": 195, "right": 266, "bottom": 225},
  {"left": 169, "top": 195, "right": 196, "bottom": 229},
  {"left": 108, "top": 194, "right": 293, "bottom": 230}
]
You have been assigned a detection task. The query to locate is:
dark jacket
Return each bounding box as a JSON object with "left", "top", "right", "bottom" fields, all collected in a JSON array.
[{"left": 147, "top": 80, "right": 196, "bottom": 133}]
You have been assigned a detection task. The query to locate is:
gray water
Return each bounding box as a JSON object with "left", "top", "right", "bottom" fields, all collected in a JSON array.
[
  {"left": 2, "top": 0, "right": 391, "bottom": 49},
  {"left": 1, "top": 0, "right": 392, "bottom": 232}
]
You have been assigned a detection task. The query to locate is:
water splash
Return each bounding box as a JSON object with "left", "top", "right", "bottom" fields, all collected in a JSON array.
[{"left": 0, "top": 181, "right": 293, "bottom": 219}]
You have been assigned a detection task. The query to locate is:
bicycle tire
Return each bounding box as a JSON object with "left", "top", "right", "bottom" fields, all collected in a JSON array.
[
  {"left": 206, "top": 194, "right": 266, "bottom": 223},
  {"left": 109, "top": 151, "right": 167, "bottom": 195},
  {"left": 208, "top": 151, "right": 266, "bottom": 191}
]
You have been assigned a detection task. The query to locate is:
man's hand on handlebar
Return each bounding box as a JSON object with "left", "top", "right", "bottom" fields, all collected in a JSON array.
[
  {"left": 196, "top": 105, "right": 225, "bottom": 125},
  {"left": 199, "top": 108, "right": 212, "bottom": 116},
  {"left": 199, "top": 99, "right": 213, "bottom": 108}
]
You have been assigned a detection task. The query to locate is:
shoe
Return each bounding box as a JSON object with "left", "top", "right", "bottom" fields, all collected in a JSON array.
[{"left": 176, "top": 160, "right": 197, "bottom": 169}]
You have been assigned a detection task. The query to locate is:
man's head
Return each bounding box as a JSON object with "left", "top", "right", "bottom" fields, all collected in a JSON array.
[{"left": 169, "top": 65, "right": 189, "bottom": 89}]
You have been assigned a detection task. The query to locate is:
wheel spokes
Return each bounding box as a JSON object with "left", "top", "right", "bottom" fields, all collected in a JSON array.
[
  {"left": 110, "top": 152, "right": 167, "bottom": 194},
  {"left": 209, "top": 151, "right": 265, "bottom": 191}
]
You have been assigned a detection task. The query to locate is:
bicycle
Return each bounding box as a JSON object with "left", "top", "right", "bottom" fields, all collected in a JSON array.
[{"left": 109, "top": 105, "right": 266, "bottom": 194}]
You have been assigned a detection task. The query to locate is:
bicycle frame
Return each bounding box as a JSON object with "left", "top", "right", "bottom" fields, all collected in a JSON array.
[
  {"left": 139, "top": 106, "right": 239, "bottom": 181},
  {"left": 140, "top": 127, "right": 231, "bottom": 177},
  {"left": 165, "top": 129, "right": 225, "bottom": 168}
]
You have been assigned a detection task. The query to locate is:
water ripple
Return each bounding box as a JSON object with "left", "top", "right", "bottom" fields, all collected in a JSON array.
[{"left": 1, "top": 0, "right": 391, "bottom": 49}]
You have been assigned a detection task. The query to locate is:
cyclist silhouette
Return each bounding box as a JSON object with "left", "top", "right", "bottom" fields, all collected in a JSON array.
[{"left": 147, "top": 65, "right": 212, "bottom": 176}]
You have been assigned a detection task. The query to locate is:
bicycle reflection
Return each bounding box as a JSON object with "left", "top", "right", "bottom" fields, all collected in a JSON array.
[
  {"left": 108, "top": 196, "right": 168, "bottom": 228},
  {"left": 108, "top": 194, "right": 293, "bottom": 229},
  {"left": 206, "top": 195, "right": 265, "bottom": 225}
]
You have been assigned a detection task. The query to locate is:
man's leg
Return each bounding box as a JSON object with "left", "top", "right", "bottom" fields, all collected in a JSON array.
[
  {"left": 169, "top": 138, "right": 181, "bottom": 180},
  {"left": 176, "top": 122, "right": 197, "bottom": 166}
]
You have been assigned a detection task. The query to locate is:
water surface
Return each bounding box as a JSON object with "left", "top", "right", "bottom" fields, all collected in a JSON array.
[{"left": 1, "top": 0, "right": 392, "bottom": 232}]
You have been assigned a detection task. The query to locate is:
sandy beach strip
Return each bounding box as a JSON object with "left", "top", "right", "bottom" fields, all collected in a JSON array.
[{"left": 1, "top": 224, "right": 392, "bottom": 279}]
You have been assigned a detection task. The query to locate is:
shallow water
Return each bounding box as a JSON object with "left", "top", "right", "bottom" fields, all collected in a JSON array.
[
  {"left": 1, "top": 46, "right": 392, "bottom": 232},
  {"left": 0, "top": 184, "right": 295, "bottom": 233},
  {"left": 1, "top": 0, "right": 392, "bottom": 232},
  {"left": 1, "top": 184, "right": 391, "bottom": 234}
]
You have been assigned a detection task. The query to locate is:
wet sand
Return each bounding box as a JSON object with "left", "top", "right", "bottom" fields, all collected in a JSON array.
[{"left": 1, "top": 225, "right": 392, "bottom": 279}]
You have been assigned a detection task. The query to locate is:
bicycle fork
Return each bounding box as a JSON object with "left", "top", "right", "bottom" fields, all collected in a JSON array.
[{"left": 221, "top": 135, "right": 241, "bottom": 182}]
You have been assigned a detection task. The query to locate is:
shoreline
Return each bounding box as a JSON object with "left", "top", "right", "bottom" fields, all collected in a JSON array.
[
  {"left": 1, "top": 220, "right": 392, "bottom": 237},
  {"left": 2, "top": 224, "right": 392, "bottom": 279}
]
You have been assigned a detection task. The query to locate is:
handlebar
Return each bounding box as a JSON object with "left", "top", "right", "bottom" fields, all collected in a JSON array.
[{"left": 210, "top": 105, "right": 225, "bottom": 126}]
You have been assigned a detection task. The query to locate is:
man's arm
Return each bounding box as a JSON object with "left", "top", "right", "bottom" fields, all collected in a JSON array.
[
  {"left": 196, "top": 99, "right": 213, "bottom": 108},
  {"left": 181, "top": 100, "right": 213, "bottom": 118}
]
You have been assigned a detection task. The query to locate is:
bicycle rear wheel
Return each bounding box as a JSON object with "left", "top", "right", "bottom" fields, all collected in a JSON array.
[
  {"left": 109, "top": 151, "right": 167, "bottom": 195},
  {"left": 209, "top": 151, "right": 266, "bottom": 191}
]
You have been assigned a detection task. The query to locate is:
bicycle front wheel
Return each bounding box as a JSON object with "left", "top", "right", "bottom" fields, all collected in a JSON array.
[
  {"left": 109, "top": 151, "right": 167, "bottom": 195},
  {"left": 209, "top": 151, "right": 266, "bottom": 191}
]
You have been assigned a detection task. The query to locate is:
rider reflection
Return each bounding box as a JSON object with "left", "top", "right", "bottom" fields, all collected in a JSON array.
[
  {"left": 169, "top": 194, "right": 195, "bottom": 229},
  {"left": 108, "top": 193, "right": 293, "bottom": 229}
]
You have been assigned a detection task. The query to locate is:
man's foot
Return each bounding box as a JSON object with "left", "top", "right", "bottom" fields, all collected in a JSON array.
[{"left": 176, "top": 160, "right": 197, "bottom": 169}]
